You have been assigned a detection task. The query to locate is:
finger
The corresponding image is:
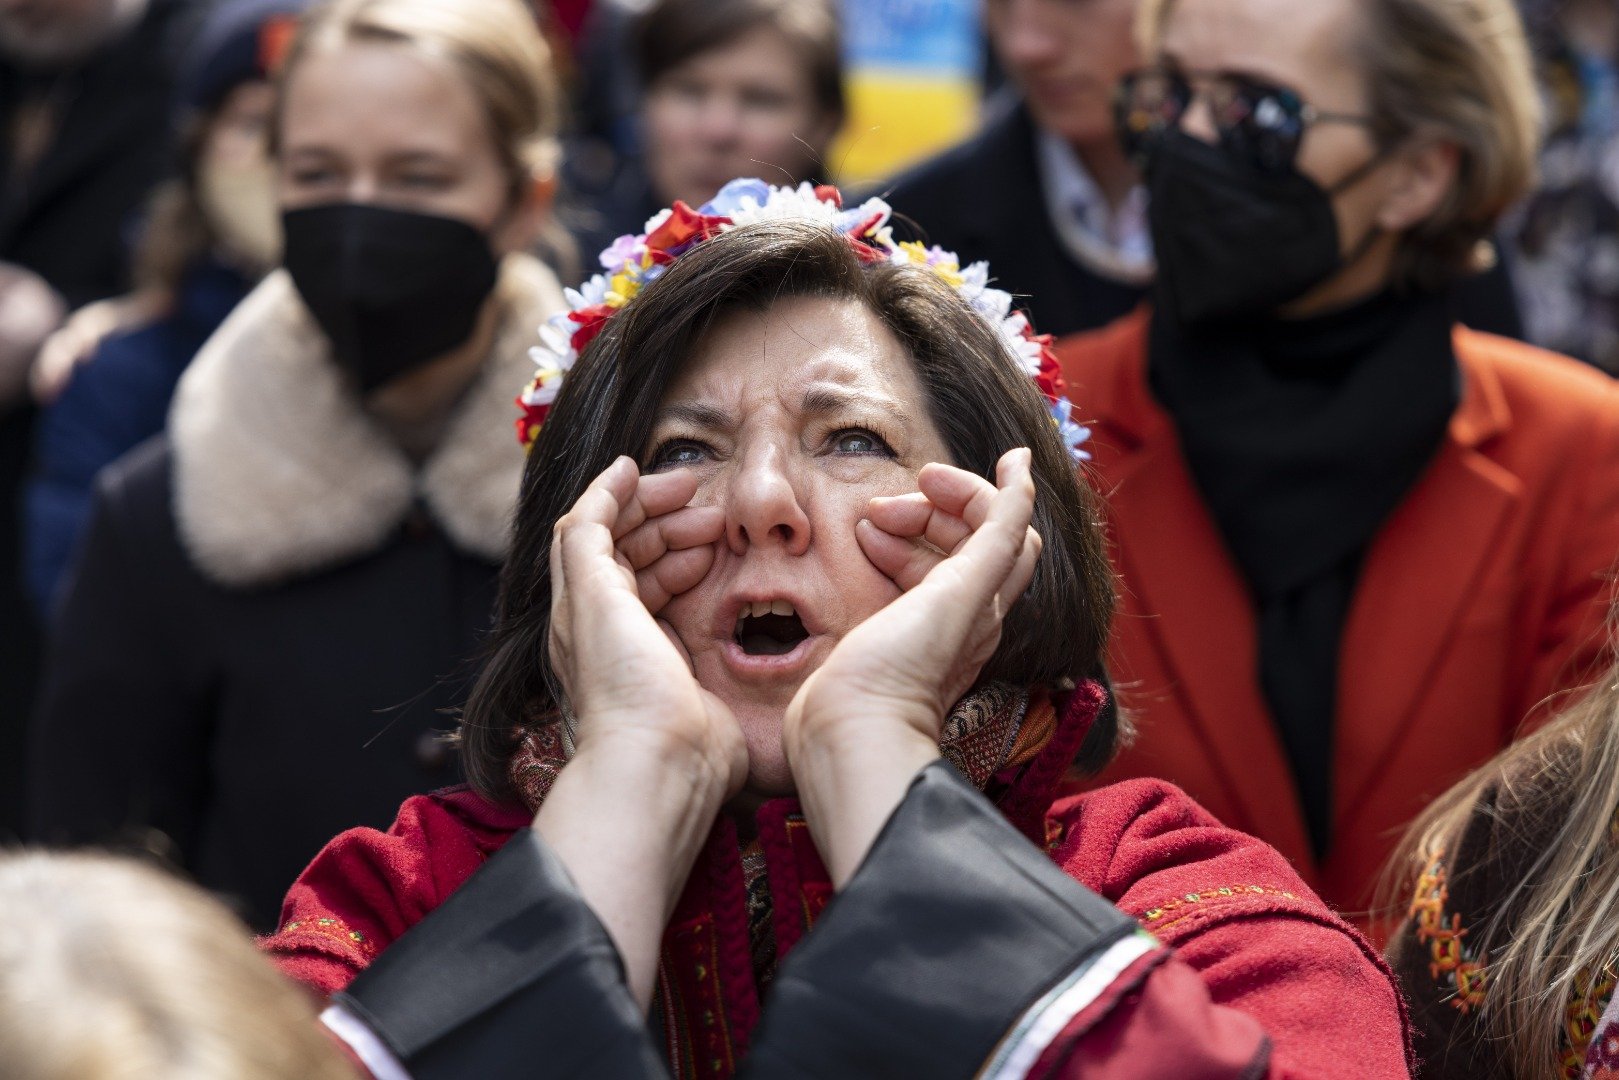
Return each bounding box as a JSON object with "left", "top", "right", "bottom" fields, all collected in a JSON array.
[
  {"left": 568, "top": 456, "right": 640, "bottom": 534},
  {"left": 909, "top": 449, "right": 1036, "bottom": 633},
  {"left": 616, "top": 505, "right": 725, "bottom": 571},
  {"left": 554, "top": 457, "right": 642, "bottom": 622},
  {"left": 916, "top": 462, "right": 1002, "bottom": 542},
  {"left": 610, "top": 468, "right": 700, "bottom": 541},
  {"left": 992, "top": 526, "right": 1043, "bottom": 615},
  {"left": 855, "top": 517, "right": 945, "bottom": 592},
  {"left": 638, "top": 545, "right": 718, "bottom": 613},
  {"left": 866, "top": 492, "right": 972, "bottom": 555}
]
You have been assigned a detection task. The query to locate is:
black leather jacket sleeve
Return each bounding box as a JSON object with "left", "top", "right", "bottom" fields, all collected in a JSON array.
[
  {"left": 332, "top": 829, "right": 667, "bottom": 1079},
  {"left": 741, "top": 761, "right": 1148, "bottom": 1079}
]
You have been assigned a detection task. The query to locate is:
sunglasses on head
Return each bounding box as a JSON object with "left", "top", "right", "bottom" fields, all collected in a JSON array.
[{"left": 1114, "top": 66, "right": 1382, "bottom": 174}]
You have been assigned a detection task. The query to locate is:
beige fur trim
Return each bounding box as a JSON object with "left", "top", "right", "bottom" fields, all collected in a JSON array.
[{"left": 169, "top": 255, "right": 564, "bottom": 588}]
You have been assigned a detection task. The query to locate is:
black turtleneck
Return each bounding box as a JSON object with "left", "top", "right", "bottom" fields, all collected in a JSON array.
[{"left": 1147, "top": 289, "right": 1460, "bottom": 857}]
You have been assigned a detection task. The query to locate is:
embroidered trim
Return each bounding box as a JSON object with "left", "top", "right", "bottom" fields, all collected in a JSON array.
[
  {"left": 280, "top": 916, "right": 375, "bottom": 959},
  {"left": 1407, "top": 850, "right": 1487, "bottom": 1014},
  {"left": 1140, "top": 884, "right": 1299, "bottom": 932},
  {"left": 1563, "top": 966, "right": 1619, "bottom": 1079}
]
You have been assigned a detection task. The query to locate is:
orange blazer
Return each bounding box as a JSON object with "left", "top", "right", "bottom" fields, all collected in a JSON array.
[{"left": 1058, "top": 308, "right": 1619, "bottom": 917}]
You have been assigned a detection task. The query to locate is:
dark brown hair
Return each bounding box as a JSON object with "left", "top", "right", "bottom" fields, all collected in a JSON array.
[
  {"left": 459, "top": 220, "right": 1117, "bottom": 800},
  {"left": 633, "top": 0, "right": 845, "bottom": 125}
]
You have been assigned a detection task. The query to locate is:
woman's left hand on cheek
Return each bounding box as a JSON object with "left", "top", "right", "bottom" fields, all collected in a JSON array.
[
  {"left": 783, "top": 449, "right": 1042, "bottom": 885},
  {"left": 788, "top": 449, "right": 1042, "bottom": 750}
]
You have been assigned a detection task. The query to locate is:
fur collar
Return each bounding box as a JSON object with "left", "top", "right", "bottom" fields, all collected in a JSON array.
[{"left": 169, "top": 255, "right": 563, "bottom": 588}]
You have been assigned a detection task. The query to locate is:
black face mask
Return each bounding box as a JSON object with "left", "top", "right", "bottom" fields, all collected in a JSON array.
[
  {"left": 1145, "top": 131, "right": 1382, "bottom": 327},
  {"left": 282, "top": 203, "right": 500, "bottom": 393}
]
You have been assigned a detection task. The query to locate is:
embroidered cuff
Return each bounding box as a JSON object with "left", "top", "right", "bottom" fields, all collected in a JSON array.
[{"left": 741, "top": 760, "right": 1155, "bottom": 1079}]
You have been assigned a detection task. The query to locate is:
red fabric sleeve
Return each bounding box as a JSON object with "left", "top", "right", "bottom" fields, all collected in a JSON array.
[
  {"left": 1032, "top": 956, "right": 1270, "bottom": 1078},
  {"left": 260, "top": 788, "right": 528, "bottom": 997},
  {"left": 1050, "top": 778, "right": 1414, "bottom": 1078}
]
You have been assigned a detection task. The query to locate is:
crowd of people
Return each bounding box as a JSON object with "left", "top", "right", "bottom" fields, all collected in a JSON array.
[{"left": 2, "top": 0, "right": 1619, "bottom": 1076}]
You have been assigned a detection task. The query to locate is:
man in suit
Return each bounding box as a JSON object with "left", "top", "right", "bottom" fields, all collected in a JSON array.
[{"left": 882, "top": 0, "right": 1150, "bottom": 339}]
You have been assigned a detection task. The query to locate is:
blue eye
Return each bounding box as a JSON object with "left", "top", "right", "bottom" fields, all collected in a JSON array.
[
  {"left": 650, "top": 440, "right": 709, "bottom": 471},
  {"left": 832, "top": 430, "right": 891, "bottom": 456}
]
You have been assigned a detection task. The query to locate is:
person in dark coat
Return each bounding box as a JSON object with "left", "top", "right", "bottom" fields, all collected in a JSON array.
[
  {"left": 880, "top": 0, "right": 1151, "bottom": 340},
  {"left": 0, "top": 0, "right": 195, "bottom": 841},
  {"left": 24, "top": 0, "right": 305, "bottom": 620},
  {"left": 27, "top": 0, "right": 569, "bottom": 929}
]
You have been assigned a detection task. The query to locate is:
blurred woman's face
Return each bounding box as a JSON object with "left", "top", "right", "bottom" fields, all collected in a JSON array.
[
  {"left": 642, "top": 26, "right": 837, "bottom": 210},
  {"left": 275, "top": 40, "right": 522, "bottom": 248},
  {"left": 197, "top": 79, "right": 280, "bottom": 271},
  {"left": 1157, "top": 0, "right": 1403, "bottom": 311},
  {"left": 648, "top": 296, "right": 951, "bottom": 795}
]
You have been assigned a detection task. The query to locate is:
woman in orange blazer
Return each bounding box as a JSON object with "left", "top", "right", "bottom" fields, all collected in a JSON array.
[{"left": 1058, "top": 0, "right": 1619, "bottom": 919}]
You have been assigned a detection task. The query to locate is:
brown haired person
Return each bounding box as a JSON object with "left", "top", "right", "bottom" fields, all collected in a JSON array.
[
  {"left": 1058, "top": 0, "right": 1619, "bottom": 924},
  {"left": 563, "top": 0, "right": 843, "bottom": 271},
  {"left": 28, "top": 0, "right": 568, "bottom": 931},
  {"left": 1383, "top": 628, "right": 1619, "bottom": 1077},
  {"left": 263, "top": 181, "right": 1411, "bottom": 1078},
  {"left": 883, "top": 0, "right": 1152, "bottom": 339}
]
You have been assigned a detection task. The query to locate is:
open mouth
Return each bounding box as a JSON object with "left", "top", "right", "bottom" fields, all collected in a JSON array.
[{"left": 734, "top": 600, "right": 810, "bottom": 656}]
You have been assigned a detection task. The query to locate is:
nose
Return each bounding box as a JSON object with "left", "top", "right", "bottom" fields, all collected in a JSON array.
[
  {"left": 693, "top": 95, "right": 745, "bottom": 148},
  {"left": 724, "top": 442, "right": 811, "bottom": 556},
  {"left": 996, "top": 0, "right": 1062, "bottom": 70},
  {"left": 342, "top": 173, "right": 382, "bottom": 203},
  {"left": 1179, "top": 92, "right": 1221, "bottom": 145}
]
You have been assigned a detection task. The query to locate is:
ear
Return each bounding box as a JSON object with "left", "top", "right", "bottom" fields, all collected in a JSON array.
[
  {"left": 492, "top": 171, "right": 558, "bottom": 255},
  {"left": 1375, "top": 139, "right": 1459, "bottom": 233}
]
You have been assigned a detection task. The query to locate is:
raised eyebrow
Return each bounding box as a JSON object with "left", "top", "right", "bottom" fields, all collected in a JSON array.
[
  {"left": 800, "top": 385, "right": 910, "bottom": 424},
  {"left": 652, "top": 402, "right": 734, "bottom": 431}
]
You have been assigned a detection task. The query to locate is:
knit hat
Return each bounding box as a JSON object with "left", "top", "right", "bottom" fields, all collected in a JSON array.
[{"left": 176, "top": 0, "right": 307, "bottom": 114}]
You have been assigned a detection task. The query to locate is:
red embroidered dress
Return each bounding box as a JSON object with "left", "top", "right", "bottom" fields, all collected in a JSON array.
[{"left": 266, "top": 687, "right": 1412, "bottom": 1077}]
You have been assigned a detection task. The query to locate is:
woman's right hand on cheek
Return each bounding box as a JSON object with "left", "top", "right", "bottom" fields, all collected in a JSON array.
[
  {"left": 547, "top": 456, "right": 746, "bottom": 799},
  {"left": 539, "top": 457, "right": 742, "bottom": 1007}
]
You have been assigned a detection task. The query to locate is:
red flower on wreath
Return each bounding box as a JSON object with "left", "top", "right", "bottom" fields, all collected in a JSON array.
[
  {"left": 567, "top": 304, "right": 614, "bottom": 353},
  {"left": 645, "top": 202, "right": 733, "bottom": 259}
]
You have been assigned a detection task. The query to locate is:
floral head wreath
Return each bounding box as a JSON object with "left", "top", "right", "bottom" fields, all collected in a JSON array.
[{"left": 516, "top": 177, "right": 1091, "bottom": 461}]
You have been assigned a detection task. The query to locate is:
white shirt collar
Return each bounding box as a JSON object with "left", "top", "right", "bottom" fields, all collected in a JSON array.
[{"left": 1035, "top": 129, "right": 1155, "bottom": 286}]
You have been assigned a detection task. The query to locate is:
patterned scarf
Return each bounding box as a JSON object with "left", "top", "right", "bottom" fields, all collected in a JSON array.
[{"left": 507, "top": 682, "right": 1050, "bottom": 811}]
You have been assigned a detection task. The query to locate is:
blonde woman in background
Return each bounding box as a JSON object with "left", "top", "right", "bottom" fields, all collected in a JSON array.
[
  {"left": 1385, "top": 618, "right": 1619, "bottom": 1078},
  {"left": 29, "top": 0, "right": 569, "bottom": 932},
  {"left": 0, "top": 850, "right": 352, "bottom": 1080}
]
